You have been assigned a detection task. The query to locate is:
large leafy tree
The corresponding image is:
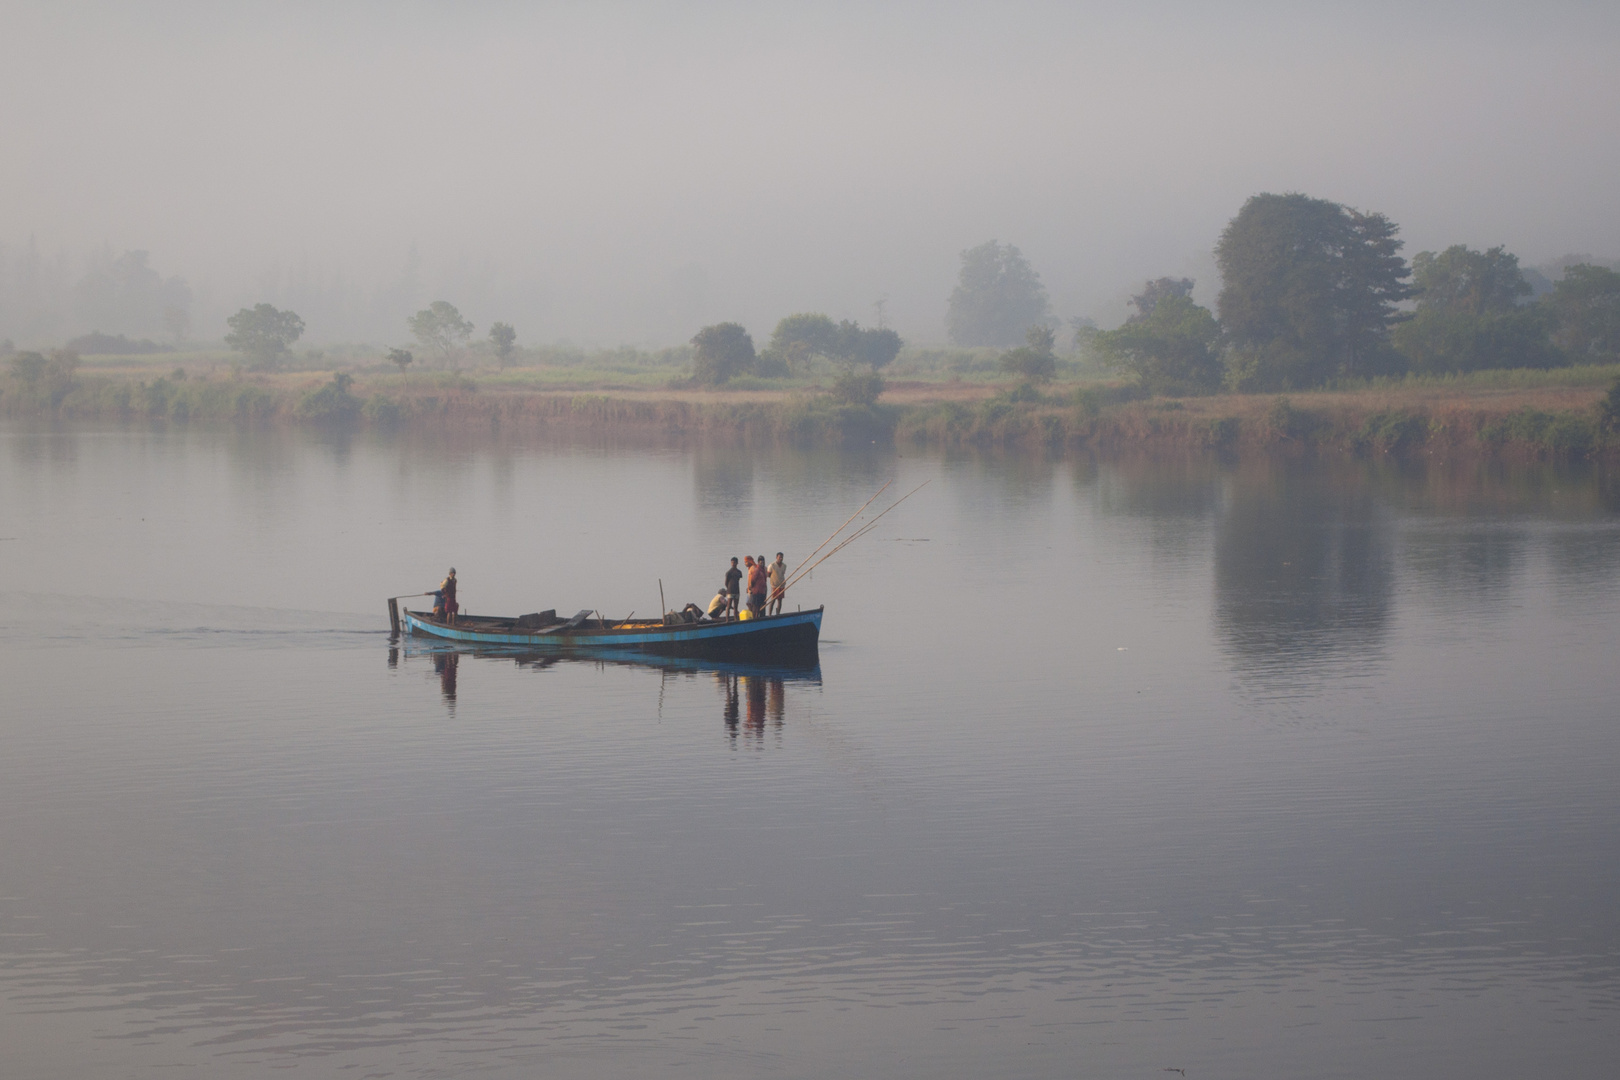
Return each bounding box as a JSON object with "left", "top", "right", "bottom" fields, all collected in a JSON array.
[
  {"left": 761, "top": 313, "right": 837, "bottom": 375},
  {"left": 1095, "top": 284, "right": 1221, "bottom": 394},
  {"left": 835, "top": 321, "right": 902, "bottom": 369},
  {"left": 9, "top": 351, "right": 48, "bottom": 387},
  {"left": 946, "top": 240, "right": 1050, "bottom": 347},
  {"left": 770, "top": 313, "right": 840, "bottom": 357},
  {"left": 225, "top": 303, "right": 305, "bottom": 370},
  {"left": 1410, "top": 245, "right": 1530, "bottom": 314},
  {"left": 690, "top": 322, "right": 756, "bottom": 384},
  {"left": 1129, "top": 277, "right": 1195, "bottom": 318},
  {"left": 408, "top": 301, "right": 474, "bottom": 369},
  {"left": 1547, "top": 264, "right": 1620, "bottom": 363},
  {"left": 1216, "top": 193, "right": 1413, "bottom": 390},
  {"left": 1394, "top": 245, "right": 1561, "bottom": 372}
]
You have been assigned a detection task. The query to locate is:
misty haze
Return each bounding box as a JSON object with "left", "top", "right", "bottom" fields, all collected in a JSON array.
[
  {"left": 4, "top": 1, "right": 1619, "bottom": 348},
  {"left": 3, "top": 3, "right": 1620, "bottom": 1079}
]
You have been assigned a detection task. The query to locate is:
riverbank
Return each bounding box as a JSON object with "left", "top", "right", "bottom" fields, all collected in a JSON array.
[{"left": 4, "top": 362, "right": 1618, "bottom": 460}]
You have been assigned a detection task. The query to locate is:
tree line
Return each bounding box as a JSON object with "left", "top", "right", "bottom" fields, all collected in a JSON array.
[
  {"left": 210, "top": 190, "right": 1619, "bottom": 395},
  {"left": 221, "top": 299, "right": 516, "bottom": 373},
  {"left": 962, "top": 195, "right": 1620, "bottom": 394}
]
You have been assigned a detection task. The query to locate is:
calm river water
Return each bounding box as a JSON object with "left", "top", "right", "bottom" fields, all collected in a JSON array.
[{"left": 2, "top": 422, "right": 1618, "bottom": 1079}]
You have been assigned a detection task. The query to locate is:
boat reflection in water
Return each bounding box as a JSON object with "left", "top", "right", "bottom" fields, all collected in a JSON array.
[
  {"left": 719, "top": 667, "right": 790, "bottom": 743},
  {"left": 395, "top": 639, "right": 820, "bottom": 733}
]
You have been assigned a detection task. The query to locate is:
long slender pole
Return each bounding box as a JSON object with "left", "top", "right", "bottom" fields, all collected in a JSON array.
[
  {"left": 783, "top": 479, "right": 930, "bottom": 594},
  {"left": 788, "top": 480, "right": 892, "bottom": 581},
  {"left": 785, "top": 480, "right": 929, "bottom": 586},
  {"left": 659, "top": 578, "right": 666, "bottom": 622}
]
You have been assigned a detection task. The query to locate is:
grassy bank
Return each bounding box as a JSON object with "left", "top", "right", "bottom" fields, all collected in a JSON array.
[{"left": 4, "top": 363, "right": 1619, "bottom": 460}]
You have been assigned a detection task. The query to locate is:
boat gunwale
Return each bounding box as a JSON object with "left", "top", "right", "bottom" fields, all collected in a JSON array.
[{"left": 401, "top": 605, "right": 823, "bottom": 649}]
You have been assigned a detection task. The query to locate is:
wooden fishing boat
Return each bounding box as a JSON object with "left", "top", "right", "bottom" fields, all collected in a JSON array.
[
  {"left": 390, "top": 479, "right": 926, "bottom": 665},
  {"left": 399, "top": 605, "right": 823, "bottom": 661}
]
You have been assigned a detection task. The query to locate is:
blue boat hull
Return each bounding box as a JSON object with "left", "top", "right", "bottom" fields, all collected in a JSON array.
[{"left": 402, "top": 606, "right": 823, "bottom": 662}]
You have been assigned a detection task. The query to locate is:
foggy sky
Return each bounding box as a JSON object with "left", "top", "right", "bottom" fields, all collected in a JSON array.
[{"left": 4, "top": 0, "right": 1618, "bottom": 347}]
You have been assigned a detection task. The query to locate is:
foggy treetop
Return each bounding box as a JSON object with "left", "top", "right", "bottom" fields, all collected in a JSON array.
[{"left": 2, "top": 1, "right": 1618, "bottom": 346}]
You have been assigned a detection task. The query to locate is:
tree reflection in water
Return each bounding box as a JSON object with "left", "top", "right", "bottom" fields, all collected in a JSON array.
[
  {"left": 1214, "top": 462, "right": 1394, "bottom": 687},
  {"left": 1091, "top": 455, "right": 1620, "bottom": 692}
]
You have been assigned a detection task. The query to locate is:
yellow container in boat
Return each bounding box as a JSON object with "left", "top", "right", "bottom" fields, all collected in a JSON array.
[{"left": 738, "top": 608, "right": 754, "bottom": 621}]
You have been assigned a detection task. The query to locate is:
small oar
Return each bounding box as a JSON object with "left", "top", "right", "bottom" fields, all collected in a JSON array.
[{"left": 386, "top": 592, "right": 437, "bottom": 634}]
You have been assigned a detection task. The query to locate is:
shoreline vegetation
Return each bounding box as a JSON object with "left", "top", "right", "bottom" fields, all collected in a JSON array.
[
  {"left": 9, "top": 193, "right": 1620, "bottom": 462},
  {"left": 5, "top": 351, "right": 1620, "bottom": 461}
]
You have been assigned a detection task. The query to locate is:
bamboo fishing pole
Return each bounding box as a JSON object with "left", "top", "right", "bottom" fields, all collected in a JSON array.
[
  {"left": 796, "top": 479, "right": 930, "bottom": 576},
  {"left": 792, "top": 480, "right": 929, "bottom": 572},
  {"left": 787, "top": 479, "right": 892, "bottom": 581},
  {"left": 782, "top": 479, "right": 931, "bottom": 594}
]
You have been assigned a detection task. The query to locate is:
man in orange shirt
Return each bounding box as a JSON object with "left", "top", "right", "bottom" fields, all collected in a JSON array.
[{"left": 746, "top": 555, "right": 767, "bottom": 617}]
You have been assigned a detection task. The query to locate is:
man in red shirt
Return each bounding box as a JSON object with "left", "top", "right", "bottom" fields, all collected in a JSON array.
[{"left": 746, "top": 555, "right": 767, "bottom": 617}]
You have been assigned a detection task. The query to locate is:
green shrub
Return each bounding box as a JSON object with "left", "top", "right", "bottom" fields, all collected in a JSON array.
[
  {"left": 363, "top": 394, "right": 402, "bottom": 426},
  {"left": 296, "top": 373, "right": 360, "bottom": 424},
  {"left": 1072, "top": 383, "right": 1147, "bottom": 416},
  {"left": 997, "top": 381, "right": 1046, "bottom": 404},
  {"left": 1205, "top": 416, "right": 1241, "bottom": 447},
  {"left": 8, "top": 351, "right": 46, "bottom": 387},
  {"left": 1356, "top": 410, "right": 1430, "bottom": 452},
  {"left": 830, "top": 368, "right": 885, "bottom": 406},
  {"left": 1599, "top": 375, "right": 1620, "bottom": 433},
  {"left": 1544, "top": 414, "right": 1595, "bottom": 454},
  {"left": 148, "top": 377, "right": 176, "bottom": 411},
  {"left": 229, "top": 385, "right": 274, "bottom": 420},
  {"left": 1266, "top": 396, "right": 1317, "bottom": 440},
  {"left": 976, "top": 398, "right": 1015, "bottom": 425},
  {"left": 1093, "top": 293, "right": 1222, "bottom": 394},
  {"left": 1480, "top": 407, "right": 1595, "bottom": 454},
  {"left": 691, "top": 322, "right": 756, "bottom": 385}
]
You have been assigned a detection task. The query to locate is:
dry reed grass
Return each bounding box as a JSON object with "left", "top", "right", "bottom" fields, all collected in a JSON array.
[{"left": 5, "top": 367, "right": 1617, "bottom": 460}]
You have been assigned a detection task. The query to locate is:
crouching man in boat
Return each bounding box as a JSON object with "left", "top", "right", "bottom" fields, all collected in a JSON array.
[
  {"left": 706, "top": 585, "right": 731, "bottom": 621},
  {"left": 433, "top": 567, "right": 459, "bottom": 624}
]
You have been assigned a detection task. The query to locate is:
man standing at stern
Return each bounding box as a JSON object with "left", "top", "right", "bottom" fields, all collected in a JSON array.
[{"left": 438, "top": 568, "right": 458, "bottom": 624}]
